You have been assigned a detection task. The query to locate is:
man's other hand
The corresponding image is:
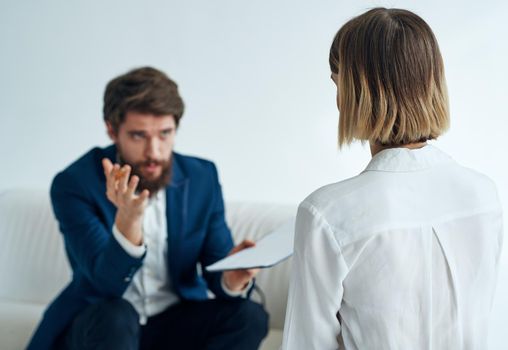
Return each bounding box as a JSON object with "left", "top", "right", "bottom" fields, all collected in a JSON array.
[{"left": 223, "top": 240, "right": 260, "bottom": 292}]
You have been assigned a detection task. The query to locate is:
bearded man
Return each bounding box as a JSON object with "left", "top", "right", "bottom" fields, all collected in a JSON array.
[{"left": 28, "top": 67, "right": 268, "bottom": 350}]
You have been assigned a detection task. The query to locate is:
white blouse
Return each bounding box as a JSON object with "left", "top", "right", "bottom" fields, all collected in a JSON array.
[{"left": 282, "top": 145, "right": 503, "bottom": 350}]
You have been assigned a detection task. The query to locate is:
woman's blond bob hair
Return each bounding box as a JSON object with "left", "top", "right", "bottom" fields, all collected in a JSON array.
[{"left": 329, "top": 8, "right": 449, "bottom": 147}]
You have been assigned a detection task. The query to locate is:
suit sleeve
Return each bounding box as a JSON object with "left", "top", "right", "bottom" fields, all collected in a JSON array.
[
  {"left": 199, "top": 163, "right": 254, "bottom": 299},
  {"left": 50, "top": 171, "right": 145, "bottom": 297},
  {"left": 282, "top": 201, "right": 348, "bottom": 350}
]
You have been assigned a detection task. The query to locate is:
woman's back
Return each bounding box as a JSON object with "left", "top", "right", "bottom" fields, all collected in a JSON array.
[
  {"left": 282, "top": 7, "right": 503, "bottom": 349},
  {"left": 283, "top": 145, "right": 502, "bottom": 349}
]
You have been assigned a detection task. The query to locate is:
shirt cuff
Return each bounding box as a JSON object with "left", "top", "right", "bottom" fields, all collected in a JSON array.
[
  {"left": 112, "top": 224, "right": 146, "bottom": 258},
  {"left": 221, "top": 276, "right": 253, "bottom": 298}
]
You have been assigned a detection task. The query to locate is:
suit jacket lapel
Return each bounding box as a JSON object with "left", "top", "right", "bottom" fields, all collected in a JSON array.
[{"left": 165, "top": 154, "right": 189, "bottom": 288}]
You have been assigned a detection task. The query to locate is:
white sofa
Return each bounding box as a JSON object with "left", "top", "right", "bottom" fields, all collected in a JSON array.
[{"left": 0, "top": 188, "right": 296, "bottom": 350}]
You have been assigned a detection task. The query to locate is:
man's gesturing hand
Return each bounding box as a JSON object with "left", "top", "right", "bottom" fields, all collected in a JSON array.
[{"left": 102, "top": 158, "right": 149, "bottom": 246}]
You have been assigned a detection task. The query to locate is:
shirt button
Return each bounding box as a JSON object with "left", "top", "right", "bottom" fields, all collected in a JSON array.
[{"left": 124, "top": 277, "right": 131, "bottom": 282}]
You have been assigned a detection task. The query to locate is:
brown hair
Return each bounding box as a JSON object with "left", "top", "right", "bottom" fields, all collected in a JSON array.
[
  {"left": 103, "top": 67, "right": 185, "bottom": 133},
  {"left": 329, "top": 8, "right": 449, "bottom": 146}
]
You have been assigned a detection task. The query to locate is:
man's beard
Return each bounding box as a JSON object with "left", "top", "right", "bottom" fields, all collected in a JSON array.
[{"left": 117, "top": 150, "right": 172, "bottom": 197}]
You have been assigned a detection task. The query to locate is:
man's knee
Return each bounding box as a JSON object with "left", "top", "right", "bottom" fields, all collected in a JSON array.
[
  {"left": 92, "top": 299, "right": 139, "bottom": 334},
  {"left": 66, "top": 298, "right": 139, "bottom": 350},
  {"left": 233, "top": 300, "right": 269, "bottom": 338}
]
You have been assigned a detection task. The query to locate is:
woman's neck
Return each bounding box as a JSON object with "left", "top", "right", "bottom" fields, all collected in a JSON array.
[{"left": 370, "top": 141, "right": 428, "bottom": 157}]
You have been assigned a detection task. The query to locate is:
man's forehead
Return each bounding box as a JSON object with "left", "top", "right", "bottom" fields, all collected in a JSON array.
[{"left": 122, "top": 112, "right": 176, "bottom": 130}]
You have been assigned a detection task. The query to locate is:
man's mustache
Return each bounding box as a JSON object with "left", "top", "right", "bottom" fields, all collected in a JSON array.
[{"left": 137, "top": 159, "right": 169, "bottom": 167}]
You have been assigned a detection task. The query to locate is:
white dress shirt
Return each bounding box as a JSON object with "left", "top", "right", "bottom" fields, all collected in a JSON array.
[
  {"left": 113, "top": 189, "right": 249, "bottom": 325},
  {"left": 282, "top": 145, "right": 503, "bottom": 350}
]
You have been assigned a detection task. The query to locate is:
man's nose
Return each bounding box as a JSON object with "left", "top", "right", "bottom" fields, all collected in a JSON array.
[{"left": 145, "top": 137, "right": 160, "bottom": 159}]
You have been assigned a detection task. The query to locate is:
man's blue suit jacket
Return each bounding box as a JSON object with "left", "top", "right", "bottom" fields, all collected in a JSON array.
[{"left": 27, "top": 145, "right": 246, "bottom": 350}]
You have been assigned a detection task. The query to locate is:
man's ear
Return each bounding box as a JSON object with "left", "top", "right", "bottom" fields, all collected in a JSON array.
[{"left": 106, "top": 122, "right": 117, "bottom": 142}]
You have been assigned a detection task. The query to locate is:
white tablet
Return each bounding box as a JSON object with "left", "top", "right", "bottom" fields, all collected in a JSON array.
[{"left": 205, "top": 219, "right": 295, "bottom": 272}]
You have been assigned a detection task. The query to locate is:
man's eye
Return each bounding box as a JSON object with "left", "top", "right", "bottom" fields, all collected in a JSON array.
[
  {"left": 131, "top": 133, "right": 145, "bottom": 140},
  {"left": 161, "top": 130, "right": 173, "bottom": 137}
]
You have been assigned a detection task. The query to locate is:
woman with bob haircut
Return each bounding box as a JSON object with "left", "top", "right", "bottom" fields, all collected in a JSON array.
[{"left": 282, "top": 8, "right": 503, "bottom": 350}]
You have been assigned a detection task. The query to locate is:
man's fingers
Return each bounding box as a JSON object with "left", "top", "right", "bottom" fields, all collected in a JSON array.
[
  {"left": 112, "top": 164, "right": 121, "bottom": 190},
  {"left": 103, "top": 158, "right": 119, "bottom": 202},
  {"left": 237, "top": 239, "right": 256, "bottom": 250},
  {"left": 229, "top": 239, "right": 256, "bottom": 255},
  {"left": 102, "top": 159, "right": 148, "bottom": 216},
  {"left": 102, "top": 158, "right": 114, "bottom": 189},
  {"left": 102, "top": 158, "right": 113, "bottom": 175},
  {"left": 126, "top": 175, "right": 139, "bottom": 197},
  {"left": 246, "top": 268, "right": 260, "bottom": 277},
  {"left": 241, "top": 239, "right": 256, "bottom": 248},
  {"left": 134, "top": 189, "right": 150, "bottom": 206},
  {"left": 117, "top": 165, "right": 131, "bottom": 193},
  {"left": 223, "top": 265, "right": 260, "bottom": 291}
]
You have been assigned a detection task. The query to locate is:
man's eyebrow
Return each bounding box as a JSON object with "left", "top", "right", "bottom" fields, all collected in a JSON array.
[{"left": 127, "top": 130, "right": 146, "bottom": 135}]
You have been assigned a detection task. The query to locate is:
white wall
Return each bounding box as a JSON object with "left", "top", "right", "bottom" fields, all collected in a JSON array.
[{"left": 1, "top": 0, "right": 507, "bottom": 347}]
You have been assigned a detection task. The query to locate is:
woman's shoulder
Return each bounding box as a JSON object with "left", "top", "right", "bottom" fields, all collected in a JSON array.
[
  {"left": 301, "top": 172, "right": 375, "bottom": 210},
  {"left": 297, "top": 174, "right": 374, "bottom": 232}
]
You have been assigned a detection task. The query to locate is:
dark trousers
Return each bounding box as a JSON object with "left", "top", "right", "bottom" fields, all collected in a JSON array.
[{"left": 58, "top": 298, "right": 269, "bottom": 350}]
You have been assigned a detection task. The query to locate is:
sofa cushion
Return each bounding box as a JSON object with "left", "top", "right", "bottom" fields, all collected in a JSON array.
[
  {"left": 260, "top": 329, "right": 283, "bottom": 350},
  {"left": 0, "top": 189, "right": 71, "bottom": 304},
  {"left": 0, "top": 300, "right": 45, "bottom": 350}
]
